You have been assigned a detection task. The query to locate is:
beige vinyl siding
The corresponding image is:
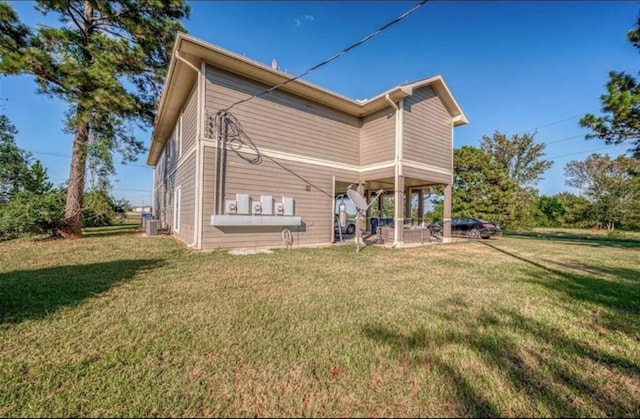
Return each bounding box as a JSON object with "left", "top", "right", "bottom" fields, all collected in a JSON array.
[
  {"left": 202, "top": 150, "right": 356, "bottom": 250},
  {"left": 181, "top": 84, "right": 198, "bottom": 154},
  {"left": 204, "top": 66, "right": 360, "bottom": 165},
  {"left": 165, "top": 126, "right": 179, "bottom": 175},
  {"left": 152, "top": 144, "right": 196, "bottom": 244},
  {"left": 361, "top": 107, "right": 395, "bottom": 166},
  {"left": 201, "top": 145, "right": 217, "bottom": 243},
  {"left": 153, "top": 148, "right": 165, "bottom": 220},
  {"left": 403, "top": 165, "right": 451, "bottom": 185},
  {"left": 160, "top": 171, "right": 174, "bottom": 231},
  {"left": 361, "top": 166, "right": 395, "bottom": 183},
  {"left": 172, "top": 152, "right": 196, "bottom": 243},
  {"left": 402, "top": 86, "right": 453, "bottom": 172}
]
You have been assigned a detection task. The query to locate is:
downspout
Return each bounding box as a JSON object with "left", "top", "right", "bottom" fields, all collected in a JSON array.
[
  {"left": 151, "top": 168, "right": 155, "bottom": 218},
  {"left": 385, "top": 94, "right": 401, "bottom": 247},
  {"left": 176, "top": 50, "right": 201, "bottom": 248},
  {"left": 196, "top": 61, "right": 206, "bottom": 250}
]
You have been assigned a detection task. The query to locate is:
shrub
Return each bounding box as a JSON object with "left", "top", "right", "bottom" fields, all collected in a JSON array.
[{"left": 0, "top": 190, "right": 65, "bottom": 240}]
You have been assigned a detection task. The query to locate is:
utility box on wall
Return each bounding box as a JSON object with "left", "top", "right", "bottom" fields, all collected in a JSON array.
[
  {"left": 282, "top": 197, "right": 294, "bottom": 216},
  {"left": 211, "top": 195, "right": 300, "bottom": 227},
  {"left": 261, "top": 195, "right": 273, "bottom": 215},
  {"left": 236, "top": 194, "right": 250, "bottom": 215}
]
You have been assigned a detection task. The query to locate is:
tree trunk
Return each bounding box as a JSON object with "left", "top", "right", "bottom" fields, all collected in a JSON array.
[
  {"left": 60, "top": 122, "right": 90, "bottom": 238},
  {"left": 59, "top": 1, "right": 94, "bottom": 239}
]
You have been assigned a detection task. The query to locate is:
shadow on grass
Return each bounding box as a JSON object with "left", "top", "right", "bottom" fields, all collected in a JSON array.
[
  {"left": 480, "top": 241, "right": 640, "bottom": 337},
  {"left": 83, "top": 223, "right": 142, "bottom": 238},
  {"left": 362, "top": 238, "right": 640, "bottom": 416},
  {"left": 0, "top": 259, "right": 162, "bottom": 324},
  {"left": 504, "top": 231, "right": 640, "bottom": 249},
  {"left": 362, "top": 301, "right": 639, "bottom": 417}
]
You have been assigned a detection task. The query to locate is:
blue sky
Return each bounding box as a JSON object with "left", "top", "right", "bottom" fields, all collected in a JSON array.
[{"left": 1, "top": 1, "right": 638, "bottom": 206}]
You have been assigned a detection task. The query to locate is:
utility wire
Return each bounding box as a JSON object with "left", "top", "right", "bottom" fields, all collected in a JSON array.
[
  {"left": 213, "top": 111, "right": 334, "bottom": 197},
  {"left": 525, "top": 109, "right": 599, "bottom": 133},
  {"left": 546, "top": 144, "right": 625, "bottom": 161},
  {"left": 224, "top": 0, "right": 429, "bottom": 112},
  {"left": 544, "top": 133, "right": 584, "bottom": 145},
  {"left": 26, "top": 149, "right": 149, "bottom": 168}
]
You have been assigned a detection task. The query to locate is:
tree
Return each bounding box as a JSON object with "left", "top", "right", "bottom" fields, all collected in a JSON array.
[
  {"left": 565, "top": 153, "right": 640, "bottom": 232},
  {"left": 480, "top": 131, "right": 553, "bottom": 188},
  {"left": 0, "top": 1, "right": 190, "bottom": 237},
  {"left": 553, "top": 192, "right": 592, "bottom": 228},
  {"left": 0, "top": 113, "right": 52, "bottom": 202},
  {"left": 580, "top": 15, "right": 640, "bottom": 158},
  {"left": 535, "top": 195, "right": 566, "bottom": 227},
  {"left": 452, "top": 146, "right": 521, "bottom": 229}
]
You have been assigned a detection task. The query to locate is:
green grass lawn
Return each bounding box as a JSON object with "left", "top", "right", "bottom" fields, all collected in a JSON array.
[{"left": 0, "top": 228, "right": 638, "bottom": 417}]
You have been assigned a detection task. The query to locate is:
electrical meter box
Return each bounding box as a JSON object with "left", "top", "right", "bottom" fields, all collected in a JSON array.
[
  {"left": 260, "top": 195, "right": 273, "bottom": 215},
  {"left": 282, "top": 197, "right": 294, "bottom": 216},
  {"left": 236, "top": 194, "right": 250, "bottom": 214}
]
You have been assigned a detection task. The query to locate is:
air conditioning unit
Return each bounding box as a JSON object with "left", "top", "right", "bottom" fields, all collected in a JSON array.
[
  {"left": 145, "top": 219, "right": 161, "bottom": 236},
  {"left": 225, "top": 200, "right": 237, "bottom": 214}
]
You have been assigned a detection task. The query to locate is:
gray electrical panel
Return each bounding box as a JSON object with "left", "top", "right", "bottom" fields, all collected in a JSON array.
[
  {"left": 282, "top": 197, "right": 294, "bottom": 216},
  {"left": 261, "top": 195, "right": 273, "bottom": 215},
  {"left": 236, "top": 193, "right": 250, "bottom": 214}
]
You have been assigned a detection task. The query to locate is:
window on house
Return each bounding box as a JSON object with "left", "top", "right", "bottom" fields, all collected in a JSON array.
[{"left": 173, "top": 187, "right": 181, "bottom": 232}]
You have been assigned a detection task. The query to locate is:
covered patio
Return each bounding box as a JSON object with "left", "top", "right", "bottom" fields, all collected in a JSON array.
[{"left": 333, "top": 167, "right": 452, "bottom": 247}]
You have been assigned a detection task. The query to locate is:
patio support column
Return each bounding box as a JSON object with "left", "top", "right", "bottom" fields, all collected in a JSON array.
[
  {"left": 366, "top": 189, "right": 372, "bottom": 232},
  {"left": 394, "top": 175, "right": 404, "bottom": 246},
  {"left": 417, "top": 189, "right": 424, "bottom": 226},
  {"left": 405, "top": 187, "right": 412, "bottom": 226},
  {"left": 443, "top": 183, "right": 452, "bottom": 242}
]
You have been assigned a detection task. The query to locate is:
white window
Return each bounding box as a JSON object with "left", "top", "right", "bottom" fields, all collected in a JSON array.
[{"left": 173, "top": 187, "right": 181, "bottom": 232}]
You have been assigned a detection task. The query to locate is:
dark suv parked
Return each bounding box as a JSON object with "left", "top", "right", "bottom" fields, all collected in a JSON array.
[{"left": 429, "top": 217, "right": 501, "bottom": 239}]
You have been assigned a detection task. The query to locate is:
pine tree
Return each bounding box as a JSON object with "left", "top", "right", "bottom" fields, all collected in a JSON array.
[
  {"left": 0, "top": 1, "right": 190, "bottom": 236},
  {"left": 580, "top": 14, "right": 640, "bottom": 158}
]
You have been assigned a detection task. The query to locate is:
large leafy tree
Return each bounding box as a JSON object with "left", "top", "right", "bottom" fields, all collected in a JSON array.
[
  {"left": 535, "top": 195, "right": 566, "bottom": 227},
  {"left": 565, "top": 153, "right": 640, "bottom": 232},
  {"left": 0, "top": 1, "right": 190, "bottom": 237},
  {"left": 480, "top": 131, "right": 552, "bottom": 230},
  {"left": 480, "top": 131, "right": 553, "bottom": 188},
  {"left": 0, "top": 113, "right": 51, "bottom": 202},
  {"left": 452, "top": 146, "right": 521, "bottom": 229},
  {"left": 580, "top": 15, "right": 640, "bottom": 158},
  {"left": 553, "top": 192, "right": 592, "bottom": 228}
]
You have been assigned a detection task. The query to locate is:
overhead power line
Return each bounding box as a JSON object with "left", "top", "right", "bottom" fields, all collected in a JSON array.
[
  {"left": 547, "top": 145, "right": 625, "bottom": 161},
  {"left": 26, "top": 149, "right": 150, "bottom": 168},
  {"left": 544, "top": 133, "right": 584, "bottom": 145},
  {"left": 224, "top": 0, "right": 429, "bottom": 112},
  {"left": 525, "top": 109, "right": 599, "bottom": 133}
]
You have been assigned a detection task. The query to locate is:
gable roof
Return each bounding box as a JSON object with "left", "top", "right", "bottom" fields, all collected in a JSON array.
[{"left": 147, "top": 33, "right": 468, "bottom": 166}]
